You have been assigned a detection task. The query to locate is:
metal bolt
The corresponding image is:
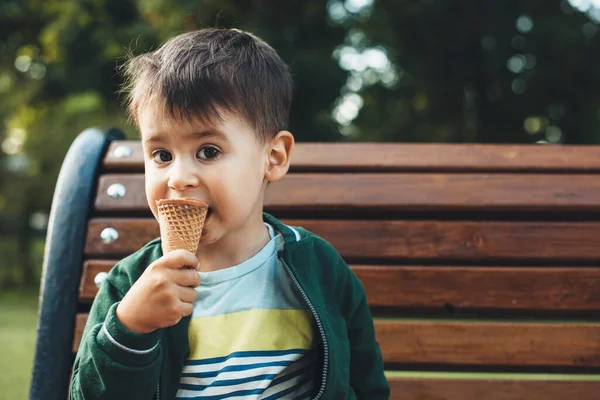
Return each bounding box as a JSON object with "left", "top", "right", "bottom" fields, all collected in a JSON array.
[
  {"left": 94, "top": 272, "right": 108, "bottom": 288},
  {"left": 107, "top": 183, "right": 126, "bottom": 199},
  {"left": 100, "top": 227, "right": 119, "bottom": 244},
  {"left": 112, "top": 145, "right": 132, "bottom": 158}
]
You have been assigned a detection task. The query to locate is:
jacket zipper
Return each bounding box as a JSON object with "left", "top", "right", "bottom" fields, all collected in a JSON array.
[
  {"left": 156, "top": 381, "right": 160, "bottom": 400},
  {"left": 279, "top": 255, "right": 328, "bottom": 400}
]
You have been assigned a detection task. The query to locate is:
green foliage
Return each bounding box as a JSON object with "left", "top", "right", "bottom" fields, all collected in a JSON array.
[
  {"left": 334, "top": 1, "right": 600, "bottom": 143},
  {"left": 0, "top": 236, "right": 45, "bottom": 288}
]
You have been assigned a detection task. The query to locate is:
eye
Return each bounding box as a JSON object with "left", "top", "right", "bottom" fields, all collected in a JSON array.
[
  {"left": 197, "top": 146, "right": 220, "bottom": 160},
  {"left": 151, "top": 150, "right": 172, "bottom": 164}
]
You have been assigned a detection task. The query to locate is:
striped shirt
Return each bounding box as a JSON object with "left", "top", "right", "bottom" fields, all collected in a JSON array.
[{"left": 176, "top": 223, "right": 316, "bottom": 399}]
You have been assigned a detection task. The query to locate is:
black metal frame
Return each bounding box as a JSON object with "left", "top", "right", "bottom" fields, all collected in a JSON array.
[{"left": 29, "top": 127, "right": 125, "bottom": 400}]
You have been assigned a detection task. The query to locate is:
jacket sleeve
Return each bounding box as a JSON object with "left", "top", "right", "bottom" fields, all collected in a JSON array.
[
  {"left": 343, "top": 262, "right": 391, "bottom": 399},
  {"left": 69, "top": 265, "right": 163, "bottom": 400}
]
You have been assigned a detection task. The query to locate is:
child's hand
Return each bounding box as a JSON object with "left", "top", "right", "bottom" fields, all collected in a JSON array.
[{"left": 116, "top": 250, "right": 200, "bottom": 334}]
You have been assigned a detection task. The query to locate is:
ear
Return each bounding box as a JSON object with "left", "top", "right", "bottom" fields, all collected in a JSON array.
[{"left": 265, "top": 131, "right": 295, "bottom": 183}]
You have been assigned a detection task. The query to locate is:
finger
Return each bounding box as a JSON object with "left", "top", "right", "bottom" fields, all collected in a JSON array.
[
  {"left": 179, "top": 301, "right": 194, "bottom": 317},
  {"left": 178, "top": 286, "right": 198, "bottom": 304},
  {"left": 170, "top": 267, "right": 201, "bottom": 287},
  {"left": 160, "top": 250, "right": 199, "bottom": 270}
]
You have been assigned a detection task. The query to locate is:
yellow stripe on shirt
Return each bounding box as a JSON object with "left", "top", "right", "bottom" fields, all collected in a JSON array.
[{"left": 187, "top": 309, "right": 315, "bottom": 360}]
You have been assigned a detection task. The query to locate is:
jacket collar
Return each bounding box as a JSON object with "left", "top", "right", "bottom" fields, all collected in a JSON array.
[{"left": 262, "top": 212, "right": 302, "bottom": 245}]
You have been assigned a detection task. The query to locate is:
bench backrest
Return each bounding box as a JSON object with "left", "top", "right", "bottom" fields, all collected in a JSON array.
[{"left": 31, "top": 128, "right": 600, "bottom": 399}]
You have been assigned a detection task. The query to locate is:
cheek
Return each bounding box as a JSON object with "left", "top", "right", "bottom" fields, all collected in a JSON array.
[
  {"left": 212, "top": 169, "right": 263, "bottom": 212},
  {"left": 237, "top": 162, "right": 266, "bottom": 197}
]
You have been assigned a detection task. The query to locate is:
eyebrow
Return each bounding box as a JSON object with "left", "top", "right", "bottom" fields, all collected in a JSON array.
[{"left": 143, "top": 129, "right": 229, "bottom": 143}]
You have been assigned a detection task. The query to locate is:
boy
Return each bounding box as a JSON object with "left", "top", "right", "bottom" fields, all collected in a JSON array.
[{"left": 70, "top": 28, "right": 389, "bottom": 399}]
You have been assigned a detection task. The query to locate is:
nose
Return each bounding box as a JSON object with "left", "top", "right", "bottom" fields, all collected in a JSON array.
[{"left": 168, "top": 158, "right": 201, "bottom": 192}]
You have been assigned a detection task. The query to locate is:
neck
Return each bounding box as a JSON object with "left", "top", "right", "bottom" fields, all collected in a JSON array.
[{"left": 195, "top": 213, "right": 270, "bottom": 272}]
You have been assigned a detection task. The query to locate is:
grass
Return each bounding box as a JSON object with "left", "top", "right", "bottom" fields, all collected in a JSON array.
[{"left": 0, "top": 290, "right": 39, "bottom": 400}]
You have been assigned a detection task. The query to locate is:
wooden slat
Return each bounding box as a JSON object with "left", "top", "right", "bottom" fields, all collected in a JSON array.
[
  {"left": 376, "top": 320, "right": 600, "bottom": 367},
  {"left": 86, "top": 219, "right": 600, "bottom": 262},
  {"left": 96, "top": 175, "right": 147, "bottom": 212},
  {"left": 388, "top": 377, "right": 600, "bottom": 400},
  {"left": 103, "top": 141, "right": 600, "bottom": 173},
  {"left": 79, "top": 260, "right": 115, "bottom": 301},
  {"left": 356, "top": 266, "right": 600, "bottom": 311},
  {"left": 80, "top": 260, "right": 600, "bottom": 311},
  {"left": 86, "top": 219, "right": 158, "bottom": 256},
  {"left": 95, "top": 173, "right": 600, "bottom": 213},
  {"left": 73, "top": 314, "right": 600, "bottom": 366}
]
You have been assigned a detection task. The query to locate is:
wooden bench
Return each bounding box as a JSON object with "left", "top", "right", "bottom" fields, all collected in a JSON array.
[{"left": 30, "top": 127, "right": 600, "bottom": 399}]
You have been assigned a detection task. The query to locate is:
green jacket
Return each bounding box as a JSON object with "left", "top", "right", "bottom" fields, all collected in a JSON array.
[{"left": 70, "top": 213, "right": 390, "bottom": 399}]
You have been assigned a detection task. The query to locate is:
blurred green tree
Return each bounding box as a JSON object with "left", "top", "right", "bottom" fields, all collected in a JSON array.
[{"left": 330, "top": 0, "right": 600, "bottom": 143}]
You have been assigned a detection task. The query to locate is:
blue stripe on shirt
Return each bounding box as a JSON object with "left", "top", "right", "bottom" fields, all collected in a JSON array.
[
  {"left": 183, "top": 349, "right": 307, "bottom": 366},
  {"left": 180, "top": 360, "right": 294, "bottom": 379}
]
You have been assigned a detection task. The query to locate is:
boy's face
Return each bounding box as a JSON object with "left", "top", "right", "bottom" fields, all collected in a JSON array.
[{"left": 139, "top": 106, "right": 271, "bottom": 249}]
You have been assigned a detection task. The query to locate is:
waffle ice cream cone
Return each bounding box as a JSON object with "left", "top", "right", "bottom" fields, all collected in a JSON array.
[{"left": 156, "top": 198, "right": 208, "bottom": 254}]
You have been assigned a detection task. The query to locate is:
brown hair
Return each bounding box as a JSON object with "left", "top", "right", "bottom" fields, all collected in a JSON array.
[{"left": 120, "top": 28, "right": 293, "bottom": 141}]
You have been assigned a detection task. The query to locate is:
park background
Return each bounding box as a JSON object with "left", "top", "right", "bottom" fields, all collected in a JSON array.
[{"left": 3, "top": 0, "right": 600, "bottom": 398}]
